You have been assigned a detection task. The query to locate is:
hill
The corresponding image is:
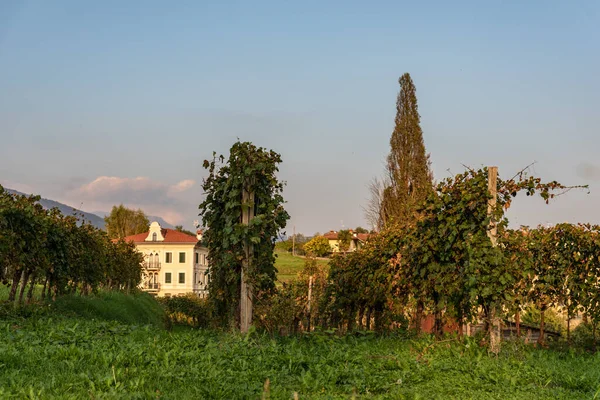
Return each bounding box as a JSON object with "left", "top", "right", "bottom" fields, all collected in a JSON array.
[
  {"left": 3, "top": 189, "right": 174, "bottom": 230},
  {"left": 4, "top": 188, "right": 106, "bottom": 229}
]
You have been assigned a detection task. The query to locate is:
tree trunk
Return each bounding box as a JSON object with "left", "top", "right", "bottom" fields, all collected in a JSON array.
[
  {"left": 515, "top": 309, "right": 521, "bottom": 338},
  {"left": 26, "top": 272, "right": 37, "bottom": 304},
  {"left": 365, "top": 308, "right": 372, "bottom": 331},
  {"left": 567, "top": 312, "right": 571, "bottom": 345},
  {"left": 537, "top": 308, "right": 546, "bottom": 346},
  {"left": 17, "top": 269, "right": 31, "bottom": 305},
  {"left": 434, "top": 305, "right": 443, "bottom": 339},
  {"left": 8, "top": 269, "right": 23, "bottom": 303},
  {"left": 414, "top": 300, "right": 424, "bottom": 335},
  {"left": 488, "top": 305, "right": 501, "bottom": 354},
  {"left": 41, "top": 275, "right": 49, "bottom": 300},
  {"left": 347, "top": 307, "right": 356, "bottom": 332},
  {"left": 357, "top": 307, "right": 365, "bottom": 330}
]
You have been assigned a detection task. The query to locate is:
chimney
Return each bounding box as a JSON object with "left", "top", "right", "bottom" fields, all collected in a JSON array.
[{"left": 196, "top": 229, "right": 203, "bottom": 241}]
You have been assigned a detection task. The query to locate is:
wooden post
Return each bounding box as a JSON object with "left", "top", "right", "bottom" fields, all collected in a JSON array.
[
  {"left": 487, "top": 166, "right": 501, "bottom": 354},
  {"left": 307, "top": 275, "right": 313, "bottom": 332},
  {"left": 240, "top": 186, "right": 255, "bottom": 333},
  {"left": 292, "top": 225, "right": 296, "bottom": 257},
  {"left": 487, "top": 166, "right": 498, "bottom": 246}
]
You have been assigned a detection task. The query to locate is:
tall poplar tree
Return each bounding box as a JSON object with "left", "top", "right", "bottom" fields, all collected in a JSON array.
[{"left": 380, "top": 73, "right": 432, "bottom": 228}]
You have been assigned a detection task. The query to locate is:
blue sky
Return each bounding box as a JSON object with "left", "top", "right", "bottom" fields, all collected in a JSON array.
[{"left": 0, "top": 0, "right": 598, "bottom": 233}]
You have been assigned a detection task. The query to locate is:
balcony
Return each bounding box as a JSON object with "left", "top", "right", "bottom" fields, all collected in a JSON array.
[
  {"left": 144, "top": 282, "right": 160, "bottom": 292},
  {"left": 143, "top": 261, "right": 161, "bottom": 271}
]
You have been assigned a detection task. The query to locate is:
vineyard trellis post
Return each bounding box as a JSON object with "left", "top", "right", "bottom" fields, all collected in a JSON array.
[
  {"left": 293, "top": 225, "right": 296, "bottom": 257},
  {"left": 487, "top": 166, "right": 502, "bottom": 354},
  {"left": 307, "top": 275, "right": 313, "bottom": 332},
  {"left": 240, "top": 186, "right": 255, "bottom": 333}
]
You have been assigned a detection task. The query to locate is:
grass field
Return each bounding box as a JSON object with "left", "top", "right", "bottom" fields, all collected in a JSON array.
[
  {"left": 275, "top": 251, "right": 329, "bottom": 283},
  {"left": 2, "top": 292, "right": 600, "bottom": 398},
  {"left": 2, "top": 314, "right": 600, "bottom": 399}
]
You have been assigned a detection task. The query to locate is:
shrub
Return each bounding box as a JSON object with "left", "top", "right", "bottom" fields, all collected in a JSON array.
[
  {"left": 521, "top": 305, "right": 567, "bottom": 336},
  {"left": 572, "top": 322, "right": 599, "bottom": 351},
  {"left": 159, "top": 294, "right": 213, "bottom": 328},
  {"left": 304, "top": 236, "right": 330, "bottom": 257},
  {"left": 255, "top": 257, "right": 329, "bottom": 334}
]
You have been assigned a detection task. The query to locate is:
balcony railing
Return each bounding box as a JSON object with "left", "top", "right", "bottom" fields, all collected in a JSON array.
[
  {"left": 143, "top": 261, "right": 161, "bottom": 271},
  {"left": 144, "top": 283, "right": 160, "bottom": 291}
]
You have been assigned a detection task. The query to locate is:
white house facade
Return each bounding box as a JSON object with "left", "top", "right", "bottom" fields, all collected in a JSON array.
[{"left": 122, "top": 222, "right": 209, "bottom": 297}]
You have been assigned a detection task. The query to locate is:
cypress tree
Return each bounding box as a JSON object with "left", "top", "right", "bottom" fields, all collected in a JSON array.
[{"left": 381, "top": 73, "right": 432, "bottom": 228}]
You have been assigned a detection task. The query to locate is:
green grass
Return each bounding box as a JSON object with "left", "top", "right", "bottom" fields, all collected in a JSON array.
[
  {"left": 1, "top": 292, "right": 600, "bottom": 398},
  {"left": 275, "top": 250, "right": 329, "bottom": 283},
  {"left": 1, "top": 314, "right": 600, "bottom": 399},
  {"left": 0, "top": 284, "right": 44, "bottom": 302},
  {"left": 0, "top": 287, "right": 165, "bottom": 328},
  {"left": 50, "top": 291, "right": 165, "bottom": 328}
]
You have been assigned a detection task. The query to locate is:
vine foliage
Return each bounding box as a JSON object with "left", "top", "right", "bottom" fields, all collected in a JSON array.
[{"left": 199, "top": 141, "right": 289, "bottom": 328}]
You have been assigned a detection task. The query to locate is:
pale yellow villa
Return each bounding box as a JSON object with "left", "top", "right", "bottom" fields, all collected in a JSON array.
[
  {"left": 323, "top": 230, "right": 371, "bottom": 253},
  {"left": 122, "top": 221, "right": 209, "bottom": 297}
]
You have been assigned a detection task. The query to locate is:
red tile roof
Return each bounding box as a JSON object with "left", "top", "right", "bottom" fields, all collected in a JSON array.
[
  {"left": 121, "top": 229, "right": 199, "bottom": 244},
  {"left": 356, "top": 233, "right": 370, "bottom": 242},
  {"left": 323, "top": 231, "right": 338, "bottom": 240}
]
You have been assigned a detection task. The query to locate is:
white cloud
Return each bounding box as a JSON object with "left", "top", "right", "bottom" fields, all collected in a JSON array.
[
  {"left": 0, "top": 180, "right": 35, "bottom": 194},
  {"left": 169, "top": 179, "right": 196, "bottom": 194},
  {"left": 66, "top": 176, "right": 198, "bottom": 225}
]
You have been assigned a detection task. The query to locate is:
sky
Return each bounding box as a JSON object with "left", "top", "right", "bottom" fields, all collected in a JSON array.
[{"left": 0, "top": 0, "right": 599, "bottom": 234}]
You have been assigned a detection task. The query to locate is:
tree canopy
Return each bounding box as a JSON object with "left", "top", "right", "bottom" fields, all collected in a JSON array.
[
  {"left": 368, "top": 73, "right": 433, "bottom": 231},
  {"left": 0, "top": 185, "right": 143, "bottom": 305},
  {"left": 104, "top": 205, "right": 149, "bottom": 239}
]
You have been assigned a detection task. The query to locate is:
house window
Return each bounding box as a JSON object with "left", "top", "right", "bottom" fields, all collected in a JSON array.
[
  {"left": 165, "top": 252, "right": 172, "bottom": 263},
  {"left": 195, "top": 252, "right": 199, "bottom": 264},
  {"left": 179, "top": 252, "right": 186, "bottom": 263},
  {"left": 179, "top": 272, "right": 185, "bottom": 284},
  {"left": 165, "top": 272, "right": 172, "bottom": 284},
  {"left": 152, "top": 232, "right": 157, "bottom": 241}
]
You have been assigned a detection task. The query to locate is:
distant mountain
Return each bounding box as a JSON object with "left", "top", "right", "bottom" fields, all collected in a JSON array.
[
  {"left": 5, "top": 189, "right": 106, "bottom": 229},
  {"left": 147, "top": 216, "right": 174, "bottom": 229},
  {"left": 4, "top": 189, "right": 174, "bottom": 230}
]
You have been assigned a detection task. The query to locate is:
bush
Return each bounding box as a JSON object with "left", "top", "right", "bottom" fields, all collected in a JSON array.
[
  {"left": 159, "top": 294, "right": 213, "bottom": 328},
  {"left": 255, "top": 286, "right": 302, "bottom": 335},
  {"left": 304, "top": 236, "right": 330, "bottom": 257},
  {"left": 572, "top": 322, "right": 599, "bottom": 351},
  {"left": 521, "top": 305, "right": 567, "bottom": 336},
  {"left": 255, "top": 257, "right": 329, "bottom": 335},
  {"left": 275, "top": 237, "right": 307, "bottom": 256}
]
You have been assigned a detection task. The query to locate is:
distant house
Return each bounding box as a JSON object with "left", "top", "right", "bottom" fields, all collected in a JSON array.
[
  {"left": 323, "top": 230, "right": 371, "bottom": 253},
  {"left": 121, "top": 221, "right": 209, "bottom": 297}
]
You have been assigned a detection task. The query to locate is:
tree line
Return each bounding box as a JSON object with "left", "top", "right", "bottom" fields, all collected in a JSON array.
[
  {"left": 0, "top": 186, "right": 143, "bottom": 305},
  {"left": 250, "top": 73, "right": 597, "bottom": 351},
  {"left": 190, "top": 72, "right": 596, "bottom": 353}
]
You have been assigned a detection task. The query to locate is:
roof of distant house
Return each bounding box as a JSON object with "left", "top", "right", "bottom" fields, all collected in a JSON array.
[
  {"left": 119, "top": 229, "right": 199, "bottom": 244},
  {"left": 323, "top": 230, "right": 371, "bottom": 242}
]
